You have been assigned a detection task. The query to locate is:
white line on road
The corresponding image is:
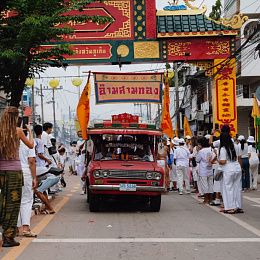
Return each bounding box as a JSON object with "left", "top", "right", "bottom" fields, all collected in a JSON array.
[
  {"left": 243, "top": 196, "right": 260, "bottom": 204},
  {"left": 192, "top": 195, "right": 260, "bottom": 237},
  {"left": 33, "top": 238, "right": 260, "bottom": 243}
]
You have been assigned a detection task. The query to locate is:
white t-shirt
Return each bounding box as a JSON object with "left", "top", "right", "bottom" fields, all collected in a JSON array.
[
  {"left": 19, "top": 140, "right": 36, "bottom": 169},
  {"left": 174, "top": 146, "right": 190, "bottom": 167},
  {"left": 237, "top": 143, "right": 249, "bottom": 158},
  {"left": 196, "top": 147, "right": 215, "bottom": 177},
  {"left": 41, "top": 131, "right": 52, "bottom": 148},
  {"left": 219, "top": 147, "right": 232, "bottom": 162},
  {"left": 35, "top": 137, "right": 46, "bottom": 167}
]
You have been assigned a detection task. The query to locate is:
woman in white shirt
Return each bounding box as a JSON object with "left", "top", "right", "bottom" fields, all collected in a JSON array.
[
  {"left": 247, "top": 136, "right": 259, "bottom": 190},
  {"left": 237, "top": 135, "right": 250, "bottom": 191},
  {"left": 196, "top": 137, "right": 216, "bottom": 204},
  {"left": 219, "top": 132, "right": 243, "bottom": 214}
]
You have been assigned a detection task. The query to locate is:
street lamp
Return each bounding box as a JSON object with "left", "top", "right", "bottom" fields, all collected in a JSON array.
[
  {"left": 49, "top": 79, "right": 60, "bottom": 137},
  {"left": 71, "top": 77, "right": 83, "bottom": 99},
  {"left": 25, "top": 78, "right": 35, "bottom": 125}
]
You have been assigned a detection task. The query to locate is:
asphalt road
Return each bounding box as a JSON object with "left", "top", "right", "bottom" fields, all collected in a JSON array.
[{"left": 1, "top": 175, "right": 260, "bottom": 260}]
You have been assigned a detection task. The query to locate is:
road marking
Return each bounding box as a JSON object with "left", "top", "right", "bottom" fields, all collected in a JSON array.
[
  {"left": 192, "top": 195, "right": 260, "bottom": 237},
  {"left": 32, "top": 238, "right": 260, "bottom": 243},
  {"left": 2, "top": 196, "right": 69, "bottom": 260},
  {"left": 243, "top": 196, "right": 260, "bottom": 204},
  {"left": 66, "top": 193, "right": 73, "bottom": 197},
  {"left": 252, "top": 205, "right": 260, "bottom": 208}
]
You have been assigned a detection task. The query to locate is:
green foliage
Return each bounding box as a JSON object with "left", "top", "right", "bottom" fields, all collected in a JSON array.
[
  {"left": 0, "top": 0, "right": 113, "bottom": 107},
  {"left": 209, "top": 0, "right": 222, "bottom": 21}
]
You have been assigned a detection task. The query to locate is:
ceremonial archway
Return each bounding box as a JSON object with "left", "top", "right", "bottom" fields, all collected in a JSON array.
[{"left": 52, "top": 0, "right": 248, "bottom": 136}]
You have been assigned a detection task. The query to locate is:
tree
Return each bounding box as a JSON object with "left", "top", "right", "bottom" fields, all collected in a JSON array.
[
  {"left": 209, "top": 0, "right": 222, "bottom": 21},
  {"left": 0, "top": 0, "right": 112, "bottom": 107}
]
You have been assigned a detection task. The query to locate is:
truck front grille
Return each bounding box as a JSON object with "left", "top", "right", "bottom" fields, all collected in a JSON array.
[{"left": 108, "top": 170, "right": 147, "bottom": 179}]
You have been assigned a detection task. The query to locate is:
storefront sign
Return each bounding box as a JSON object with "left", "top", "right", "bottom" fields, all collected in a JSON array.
[
  {"left": 167, "top": 37, "right": 231, "bottom": 61},
  {"left": 213, "top": 58, "right": 237, "bottom": 136},
  {"left": 94, "top": 73, "right": 163, "bottom": 104}
]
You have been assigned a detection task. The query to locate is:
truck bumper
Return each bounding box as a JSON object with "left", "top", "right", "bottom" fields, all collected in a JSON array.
[{"left": 89, "top": 185, "right": 165, "bottom": 192}]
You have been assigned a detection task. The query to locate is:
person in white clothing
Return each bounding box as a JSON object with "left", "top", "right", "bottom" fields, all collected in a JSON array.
[
  {"left": 76, "top": 150, "right": 86, "bottom": 195},
  {"left": 218, "top": 132, "right": 243, "bottom": 214},
  {"left": 196, "top": 137, "right": 216, "bottom": 204},
  {"left": 247, "top": 136, "right": 259, "bottom": 190},
  {"left": 237, "top": 135, "right": 250, "bottom": 191},
  {"left": 174, "top": 138, "right": 191, "bottom": 195},
  {"left": 17, "top": 138, "right": 37, "bottom": 237},
  {"left": 169, "top": 137, "right": 179, "bottom": 191}
]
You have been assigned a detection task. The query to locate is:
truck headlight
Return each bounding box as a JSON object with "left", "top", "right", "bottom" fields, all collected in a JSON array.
[
  {"left": 93, "top": 170, "right": 101, "bottom": 178},
  {"left": 102, "top": 170, "right": 109, "bottom": 178},
  {"left": 154, "top": 172, "right": 162, "bottom": 180},
  {"left": 146, "top": 172, "right": 154, "bottom": 180}
]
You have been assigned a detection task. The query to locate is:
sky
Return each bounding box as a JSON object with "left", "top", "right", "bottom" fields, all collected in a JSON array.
[{"left": 34, "top": 0, "right": 217, "bottom": 125}]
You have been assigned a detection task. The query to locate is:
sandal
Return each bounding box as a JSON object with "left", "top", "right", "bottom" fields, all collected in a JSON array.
[
  {"left": 235, "top": 208, "right": 244, "bottom": 214},
  {"left": 40, "top": 209, "right": 55, "bottom": 215},
  {"left": 224, "top": 209, "right": 236, "bottom": 214},
  {"left": 22, "top": 230, "right": 37, "bottom": 238}
]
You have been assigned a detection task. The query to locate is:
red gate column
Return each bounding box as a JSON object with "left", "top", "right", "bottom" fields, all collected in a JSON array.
[{"left": 213, "top": 58, "right": 237, "bottom": 137}]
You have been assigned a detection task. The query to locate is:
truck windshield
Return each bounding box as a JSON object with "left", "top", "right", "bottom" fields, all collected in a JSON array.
[{"left": 93, "top": 134, "right": 154, "bottom": 162}]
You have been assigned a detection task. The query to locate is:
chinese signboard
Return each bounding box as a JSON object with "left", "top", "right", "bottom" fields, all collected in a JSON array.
[
  {"left": 94, "top": 73, "right": 163, "bottom": 104},
  {"left": 213, "top": 58, "right": 237, "bottom": 136},
  {"left": 167, "top": 37, "right": 231, "bottom": 61}
]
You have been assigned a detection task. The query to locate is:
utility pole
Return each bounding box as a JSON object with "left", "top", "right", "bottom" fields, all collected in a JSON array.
[
  {"left": 52, "top": 88, "right": 57, "bottom": 137},
  {"left": 40, "top": 84, "right": 44, "bottom": 124},
  {"left": 174, "top": 62, "right": 180, "bottom": 135},
  {"left": 31, "top": 84, "right": 35, "bottom": 125},
  {"left": 69, "top": 106, "right": 72, "bottom": 141}
]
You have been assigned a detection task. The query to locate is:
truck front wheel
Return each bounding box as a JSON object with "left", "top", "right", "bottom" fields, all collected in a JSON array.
[
  {"left": 89, "top": 193, "right": 100, "bottom": 212},
  {"left": 150, "top": 195, "right": 161, "bottom": 212}
]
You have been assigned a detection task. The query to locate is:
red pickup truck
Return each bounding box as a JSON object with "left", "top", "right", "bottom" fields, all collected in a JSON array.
[{"left": 86, "top": 115, "right": 165, "bottom": 212}]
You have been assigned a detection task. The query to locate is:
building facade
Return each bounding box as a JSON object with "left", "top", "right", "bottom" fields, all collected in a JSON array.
[{"left": 224, "top": 0, "right": 260, "bottom": 137}]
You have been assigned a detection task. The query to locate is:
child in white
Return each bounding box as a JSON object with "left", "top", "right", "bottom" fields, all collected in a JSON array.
[
  {"left": 196, "top": 137, "right": 216, "bottom": 204},
  {"left": 76, "top": 150, "right": 86, "bottom": 195}
]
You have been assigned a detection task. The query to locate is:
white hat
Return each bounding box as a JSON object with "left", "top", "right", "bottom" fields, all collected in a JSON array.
[
  {"left": 205, "top": 134, "right": 211, "bottom": 140},
  {"left": 185, "top": 135, "right": 191, "bottom": 140},
  {"left": 238, "top": 135, "right": 245, "bottom": 141},
  {"left": 179, "top": 138, "right": 185, "bottom": 144},
  {"left": 172, "top": 137, "right": 179, "bottom": 145},
  {"left": 247, "top": 136, "right": 255, "bottom": 143}
]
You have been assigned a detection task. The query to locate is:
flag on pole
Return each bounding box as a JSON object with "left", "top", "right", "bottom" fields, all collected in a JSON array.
[
  {"left": 183, "top": 115, "right": 192, "bottom": 137},
  {"left": 160, "top": 73, "right": 174, "bottom": 138},
  {"left": 251, "top": 96, "right": 260, "bottom": 122},
  {"left": 251, "top": 95, "right": 260, "bottom": 144},
  {"left": 77, "top": 72, "right": 91, "bottom": 140}
]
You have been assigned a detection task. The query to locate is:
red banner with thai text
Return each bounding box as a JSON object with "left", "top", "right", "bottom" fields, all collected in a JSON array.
[{"left": 167, "top": 37, "right": 231, "bottom": 61}]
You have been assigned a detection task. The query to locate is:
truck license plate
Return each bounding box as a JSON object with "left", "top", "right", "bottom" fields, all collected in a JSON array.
[{"left": 119, "top": 183, "right": 137, "bottom": 191}]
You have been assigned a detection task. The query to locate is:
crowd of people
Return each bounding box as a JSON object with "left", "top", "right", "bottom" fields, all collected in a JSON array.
[{"left": 159, "top": 125, "right": 259, "bottom": 214}]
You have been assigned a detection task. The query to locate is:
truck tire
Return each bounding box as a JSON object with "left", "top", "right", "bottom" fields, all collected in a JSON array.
[
  {"left": 150, "top": 195, "right": 161, "bottom": 212},
  {"left": 89, "top": 193, "right": 100, "bottom": 212}
]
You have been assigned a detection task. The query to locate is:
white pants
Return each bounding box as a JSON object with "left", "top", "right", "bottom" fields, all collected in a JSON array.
[
  {"left": 192, "top": 167, "right": 198, "bottom": 182},
  {"left": 222, "top": 162, "right": 242, "bottom": 210},
  {"left": 250, "top": 164, "right": 259, "bottom": 189},
  {"left": 199, "top": 175, "right": 214, "bottom": 194},
  {"left": 169, "top": 164, "right": 177, "bottom": 182},
  {"left": 17, "top": 169, "right": 33, "bottom": 227},
  {"left": 176, "top": 165, "right": 190, "bottom": 192}
]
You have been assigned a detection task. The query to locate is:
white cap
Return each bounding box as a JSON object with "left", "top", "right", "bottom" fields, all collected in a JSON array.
[
  {"left": 238, "top": 135, "right": 245, "bottom": 141},
  {"left": 172, "top": 137, "right": 179, "bottom": 145},
  {"left": 185, "top": 135, "right": 191, "bottom": 140},
  {"left": 205, "top": 134, "right": 211, "bottom": 140},
  {"left": 247, "top": 136, "right": 255, "bottom": 143},
  {"left": 179, "top": 138, "right": 185, "bottom": 144}
]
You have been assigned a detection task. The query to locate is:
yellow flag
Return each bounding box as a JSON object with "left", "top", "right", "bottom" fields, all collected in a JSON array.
[
  {"left": 251, "top": 96, "right": 260, "bottom": 119},
  {"left": 183, "top": 116, "right": 192, "bottom": 137},
  {"left": 160, "top": 74, "right": 174, "bottom": 138},
  {"left": 77, "top": 74, "right": 91, "bottom": 140}
]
